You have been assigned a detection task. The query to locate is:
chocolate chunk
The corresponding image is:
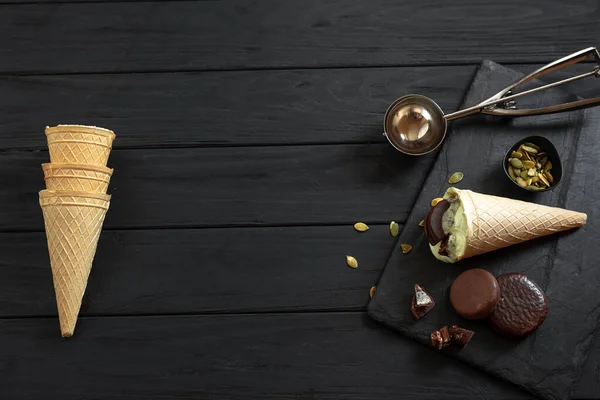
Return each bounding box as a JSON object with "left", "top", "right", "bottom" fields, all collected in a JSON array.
[
  {"left": 439, "top": 326, "right": 451, "bottom": 347},
  {"left": 431, "top": 330, "right": 444, "bottom": 350},
  {"left": 414, "top": 284, "right": 433, "bottom": 307},
  {"left": 450, "top": 268, "right": 500, "bottom": 320},
  {"left": 424, "top": 199, "right": 451, "bottom": 245},
  {"left": 487, "top": 273, "right": 548, "bottom": 338},
  {"left": 450, "top": 325, "right": 474, "bottom": 346},
  {"left": 438, "top": 238, "right": 449, "bottom": 256},
  {"left": 411, "top": 284, "right": 435, "bottom": 319},
  {"left": 431, "top": 326, "right": 451, "bottom": 350}
]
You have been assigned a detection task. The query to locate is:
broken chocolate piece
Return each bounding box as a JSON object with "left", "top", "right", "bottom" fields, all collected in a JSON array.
[
  {"left": 438, "top": 238, "right": 449, "bottom": 256},
  {"left": 431, "top": 326, "right": 451, "bottom": 350},
  {"left": 424, "top": 199, "right": 451, "bottom": 245},
  {"left": 439, "top": 326, "right": 451, "bottom": 347},
  {"left": 430, "top": 330, "right": 444, "bottom": 350},
  {"left": 414, "top": 284, "right": 432, "bottom": 307},
  {"left": 450, "top": 325, "right": 474, "bottom": 346},
  {"left": 410, "top": 296, "right": 435, "bottom": 319},
  {"left": 411, "top": 284, "right": 435, "bottom": 319}
]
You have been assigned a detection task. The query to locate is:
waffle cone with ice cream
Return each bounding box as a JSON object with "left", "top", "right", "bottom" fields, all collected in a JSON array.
[
  {"left": 39, "top": 124, "right": 115, "bottom": 337},
  {"left": 425, "top": 187, "right": 587, "bottom": 263}
]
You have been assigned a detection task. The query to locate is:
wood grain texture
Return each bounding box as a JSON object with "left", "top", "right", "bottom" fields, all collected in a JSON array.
[
  {"left": 0, "top": 225, "right": 396, "bottom": 316},
  {"left": 0, "top": 312, "right": 537, "bottom": 400},
  {"left": 0, "top": 0, "right": 214, "bottom": 3},
  {"left": 0, "top": 144, "right": 435, "bottom": 230},
  {"left": 0, "top": 66, "right": 475, "bottom": 150},
  {"left": 0, "top": 0, "right": 597, "bottom": 74},
  {"left": 3, "top": 62, "right": 598, "bottom": 151}
]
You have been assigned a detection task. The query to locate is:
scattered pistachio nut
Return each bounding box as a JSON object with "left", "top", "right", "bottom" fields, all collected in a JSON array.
[
  {"left": 524, "top": 142, "right": 540, "bottom": 151},
  {"left": 346, "top": 255, "right": 358, "bottom": 269},
  {"left": 353, "top": 222, "right": 369, "bottom": 232},
  {"left": 521, "top": 145, "right": 538, "bottom": 154},
  {"left": 539, "top": 173, "right": 550, "bottom": 187},
  {"left": 516, "top": 177, "right": 528, "bottom": 188},
  {"left": 401, "top": 244, "right": 413, "bottom": 254},
  {"left": 448, "top": 172, "right": 464, "bottom": 184},
  {"left": 418, "top": 220, "right": 425, "bottom": 227},
  {"left": 369, "top": 286, "right": 376, "bottom": 298},
  {"left": 506, "top": 141, "right": 555, "bottom": 190},
  {"left": 389, "top": 221, "right": 400, "bottom": 237},
  {"left": 431, "top": 197, "right": 443, "bottom": 207},
  {"left": 510, "top": 158, "right": 523, "bottom": 168}
]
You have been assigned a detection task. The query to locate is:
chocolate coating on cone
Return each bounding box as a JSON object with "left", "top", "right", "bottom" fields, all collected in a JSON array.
[
  {"left": 424, "top": 199, "right": 450, "bottom": 245},
  {"left": 488, "top": 273, "right": 548, "bottom": 337},
  {"left": 450, "top": 268, "right": 499, "bottom": 320}
]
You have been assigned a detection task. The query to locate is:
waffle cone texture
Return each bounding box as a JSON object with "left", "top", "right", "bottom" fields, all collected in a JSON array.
[
  {"left": 444, "top": 187, "right": 587, "bottom": 261},
  {"left": 42, "top": 163, "right": 113, "bottom": 194},
  {"left": 40, "top": 124, "right": 115, "bottom": 337},
  {"left": 45, "top": 124, "right": 115, "bottom": 167}
]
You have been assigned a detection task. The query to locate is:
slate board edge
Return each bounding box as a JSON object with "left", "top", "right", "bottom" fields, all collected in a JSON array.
[{"left": 367, "top": 60, "right": 600, "bottom": 400}]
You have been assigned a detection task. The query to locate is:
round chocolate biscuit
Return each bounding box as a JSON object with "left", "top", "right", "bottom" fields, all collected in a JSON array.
[
  {"left": 450, "top": 268, "right": 500, "bottom": 320},
  {"left": 487, "top": 273, "right": 548, "bottom": 338}
]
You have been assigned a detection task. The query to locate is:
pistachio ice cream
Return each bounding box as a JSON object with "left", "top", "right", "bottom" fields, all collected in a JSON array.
[{"left": 424, "top": 187, "right": 587, "bottom": 263}]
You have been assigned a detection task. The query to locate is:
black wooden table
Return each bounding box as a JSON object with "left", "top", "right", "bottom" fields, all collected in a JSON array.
[{"left": 1, "top": 1, "right": 599, "bottom": 399}]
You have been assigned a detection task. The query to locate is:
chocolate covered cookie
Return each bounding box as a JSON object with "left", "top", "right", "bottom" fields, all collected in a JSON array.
[
  {"left": 424, "top": 199, "right": 450, "bottom": 245},
  {"left": 450, "top": 268, "right": 500, "bottom": 320},
  {"left": 487, "top": 273, "right": 548, "bottom": 338}
]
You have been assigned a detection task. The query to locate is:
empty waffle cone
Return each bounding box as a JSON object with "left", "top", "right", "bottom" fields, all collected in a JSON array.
[
  {"left": 45, "top": 125, "right": 116, "bottom": 167},
  {"left": 39, "top": 190, "right": 111, "bottom": 337},
  {"left": 442, "top": 187, "right": 587, "bottom": 261},
  {"left": 42, "top": 163, "right": 113, "bottom": 194}
]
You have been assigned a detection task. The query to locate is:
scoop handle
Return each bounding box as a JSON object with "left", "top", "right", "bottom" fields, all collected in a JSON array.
[
  {"left": 445, "top": 47, "right": 600, "bottom": 121},
  {"left": 484, "top": 47, "right": 600, "bottom": 104}
]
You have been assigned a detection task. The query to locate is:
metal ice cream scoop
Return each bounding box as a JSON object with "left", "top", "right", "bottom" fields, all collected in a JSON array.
[{"left": 383, "top": 47, "right": 600, "bottom": 156}]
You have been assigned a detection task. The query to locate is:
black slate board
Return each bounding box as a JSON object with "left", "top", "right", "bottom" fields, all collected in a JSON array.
[{"left": 368, "top": 61, "right": 600, "bottom": 400}]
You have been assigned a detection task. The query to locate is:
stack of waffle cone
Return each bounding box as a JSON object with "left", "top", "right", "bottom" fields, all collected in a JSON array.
[
  {"left": 39, "top": 125, "right": 116, "bottom": 337},
  {"left": 444, "top": 187, "right": 587, "bottom": 261}
]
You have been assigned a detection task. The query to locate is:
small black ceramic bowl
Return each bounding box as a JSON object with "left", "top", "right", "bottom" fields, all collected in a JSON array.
[{"left": 503, "top": 135, "right": 562, "bottom": 192}]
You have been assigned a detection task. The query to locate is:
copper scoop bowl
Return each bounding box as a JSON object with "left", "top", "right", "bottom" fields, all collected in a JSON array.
[{"left": 383, "top": 47, "right": 600, "bottom": 156}]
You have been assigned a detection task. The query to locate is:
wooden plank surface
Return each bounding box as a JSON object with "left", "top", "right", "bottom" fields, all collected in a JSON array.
[
  {"left": 3, "top": 62, "right": 597, "bottom": 151},
  {"left": 0, "top": 0, "right": 597, "bottom": 74},
  {"left": 0, "top": 145, "right": 435, "bottom": 230},
  {"left": 0, "top": 225, "right": 396, "bottom": 316},
  {"left": 0, "top": 66, "right": 475, "bottom": 150},
  {"left": 0, "top": 312, "right": 596, "bottom": 399},
  {"left": 0, "top": 0, "right": 213, "bottom": 3},
  {"left": 0, "top": 313, "right": 537, "bottom": 400},
  {"left": 3, "top": 1, "right": 600, "bottom": 399}
]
